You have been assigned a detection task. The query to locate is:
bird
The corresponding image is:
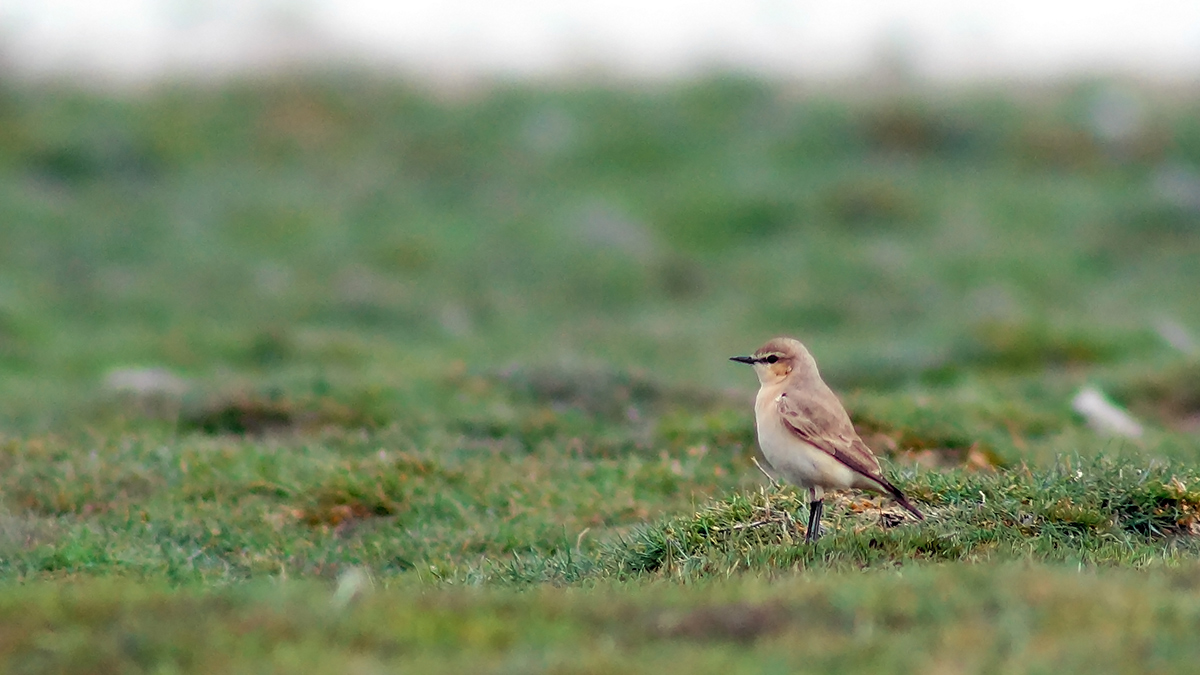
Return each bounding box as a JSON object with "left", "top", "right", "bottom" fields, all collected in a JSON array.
[{"left": 730, "top": 337, "right": 924, "bottom": 542}]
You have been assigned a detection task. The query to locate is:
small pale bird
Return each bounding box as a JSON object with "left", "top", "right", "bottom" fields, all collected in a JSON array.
[{"left": 731, "top": 337, "right": 924, "bottom": 542}]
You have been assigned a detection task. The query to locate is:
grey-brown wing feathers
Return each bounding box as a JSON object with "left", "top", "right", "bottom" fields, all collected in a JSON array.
[{"left": 777, "top": 392, "right": 925, "bottom": 520}]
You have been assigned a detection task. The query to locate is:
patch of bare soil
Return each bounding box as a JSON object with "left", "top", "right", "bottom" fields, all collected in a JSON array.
[
  {"left": 180, "top": 394, "right": 377, "bottom": 436},
  {"left": 1116, "top": 362, "right": 1200, "bottom": 433},
  {"left": 854, "top": 416, "right": 1001, "bottom": 471}
]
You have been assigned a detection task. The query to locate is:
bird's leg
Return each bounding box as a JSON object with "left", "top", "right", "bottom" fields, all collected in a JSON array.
[
  {"left": 805, "top": 488, "right": 824, "bottom": 543},
  {"left": 805, "top": 499, "right": 823, "bottom": 543}
]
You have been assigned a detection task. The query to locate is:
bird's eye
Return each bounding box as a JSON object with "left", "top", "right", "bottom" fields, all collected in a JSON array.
[{"left": 766, "top": 354, "right": 778, "bottom": 364}]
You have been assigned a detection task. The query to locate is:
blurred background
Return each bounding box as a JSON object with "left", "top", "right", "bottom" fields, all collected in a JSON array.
[
  {"left": 5, "top": 1, "right": 1200, "bottom": 82},
  {"left": 1, "top": 0, "right": 1199, "bottom": 433}
]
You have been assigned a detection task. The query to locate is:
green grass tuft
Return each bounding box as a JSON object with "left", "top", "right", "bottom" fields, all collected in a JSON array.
[{"left": 604, "top": 459, "right": 1200, "bottom": 580}]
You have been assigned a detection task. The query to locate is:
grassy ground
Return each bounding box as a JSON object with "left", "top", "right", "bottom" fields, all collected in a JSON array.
[
  {"left": 5, "top": 564, "right": 1200, "bottom": 673},
  {"left": 1, "top": 72, "right": 1199, "bottom": 671}
]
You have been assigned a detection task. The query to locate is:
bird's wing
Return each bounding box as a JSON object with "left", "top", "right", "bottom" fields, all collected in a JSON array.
[{"left": 776, "top": 389, "right": 886, "bottom": 486}]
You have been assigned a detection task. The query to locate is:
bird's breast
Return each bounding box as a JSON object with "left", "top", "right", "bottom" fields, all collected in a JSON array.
[{"left": 753, "top": 388, "right": 858, "bottom": 490}]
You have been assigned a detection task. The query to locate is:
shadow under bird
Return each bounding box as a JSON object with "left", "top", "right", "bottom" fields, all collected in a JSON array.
[{"left": 730, "top": 337, "right": 924, "bottom": 542}]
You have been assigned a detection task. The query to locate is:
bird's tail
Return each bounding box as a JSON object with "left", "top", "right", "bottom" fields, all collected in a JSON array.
[{"left": 878, "top": 478, "right": 925, "bottom": 521}]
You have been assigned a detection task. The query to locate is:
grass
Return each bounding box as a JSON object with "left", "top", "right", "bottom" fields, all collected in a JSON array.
[
  {"left": 3, "top": 565, "right": 1200, "bottom": 673},
  {"left": 0, "top": 71, "right": 1199, "bottom": 670},
  {"left": 607, "top": 459, "right": 1200, "bottom": 581}
]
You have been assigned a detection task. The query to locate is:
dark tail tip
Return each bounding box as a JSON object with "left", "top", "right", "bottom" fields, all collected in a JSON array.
[
  {"left": 891, "top": 491, "right": 925, "bottom": 521},
  {"left": 877, "top": 478, "right": 925, "bottom": 520}
]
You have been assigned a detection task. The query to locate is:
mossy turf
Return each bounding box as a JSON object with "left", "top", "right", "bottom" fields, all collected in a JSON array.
[
  {"left": 1, "top": 73, "right": 1199, "bottom": 671},
  {"left": 4, "top": 564, "right": 1200, "bottom": 673}
]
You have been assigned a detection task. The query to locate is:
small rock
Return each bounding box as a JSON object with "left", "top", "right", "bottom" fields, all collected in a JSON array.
[
  {"left": 1152, "top": 162, "right": 1200, "bottom": 213},
  {"left": 1072, "top": 386, "right": 1144, "bottom": 438},
  {"left": 104, "top": 367, "right": 188, "bottom": 396},
  {"left": 1154, "top": 317, "right": 1199, "bottom": 356},
  {"left": 332, "top": 567, "right": 373, "bottom": 610}
]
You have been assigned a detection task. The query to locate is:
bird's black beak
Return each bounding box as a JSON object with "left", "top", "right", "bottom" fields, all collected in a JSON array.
[{"left": 729, "top": 355, "right": 756, "bottom": 365}]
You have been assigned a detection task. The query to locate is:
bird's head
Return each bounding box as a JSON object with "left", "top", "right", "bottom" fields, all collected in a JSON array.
[{"left": 729, "top": 337, "right": 819, "bottom": 386}]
